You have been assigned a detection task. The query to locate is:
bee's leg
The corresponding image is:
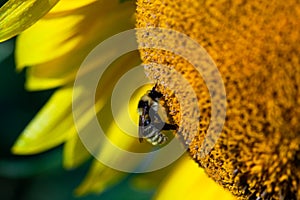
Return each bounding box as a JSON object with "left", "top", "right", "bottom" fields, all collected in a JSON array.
[{"left": 162, "top": 123, "right": 178, "bottom": 130}]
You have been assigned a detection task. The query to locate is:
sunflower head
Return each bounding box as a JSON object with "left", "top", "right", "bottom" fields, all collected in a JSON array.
[
  {"left": 2, "top": 0, "right": 300, "bottom": 199},
  {"left": 136, "top": 0, "right": 300, "bottom": 199}
]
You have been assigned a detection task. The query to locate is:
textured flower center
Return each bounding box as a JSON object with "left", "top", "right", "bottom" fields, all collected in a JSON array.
[{"left": 136, "top": 0, "right": 300, "bottom": 199}]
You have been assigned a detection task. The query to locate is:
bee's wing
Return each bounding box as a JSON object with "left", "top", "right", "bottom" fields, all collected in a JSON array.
[
  {"left": 149, "top": 106, "right": 165, "bottom": 129},
  {"left": 138, "top": 113, "right": 145, "bottom": 143}
]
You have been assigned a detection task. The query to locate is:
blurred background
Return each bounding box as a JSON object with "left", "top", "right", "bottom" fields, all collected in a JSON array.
[{"left": 0, "top": 3, "right": 155, "bottom": 198}]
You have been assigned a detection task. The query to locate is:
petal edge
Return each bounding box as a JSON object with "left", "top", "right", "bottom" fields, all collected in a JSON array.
[{"left": 0, "top": 0, "right": 59, "bottom": 42}]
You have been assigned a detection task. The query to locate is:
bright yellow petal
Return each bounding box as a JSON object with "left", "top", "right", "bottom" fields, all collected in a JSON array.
[
  {"left": 75, "top": 159, "right": 126, "bottom": 196},
  {"left": 0, "top": 0, "right": 59, "bottom": 42},
  {"left": 48, "top": 0, "right": 97, "bottom": 13},
  {"left": 16, "top": 12, "right": 84, "bottom": 69},
  {"left": 74, "top": 66, "right": 152, "bottom": 194},
  {"left": 63, "top": 133, "right": 91, "bottom": 170},
  {"left": 95, "top": 71, "right": 155, "bottom": 168},
  {"left": 75, "top": 83, "right": 162, "bottom": 195},
  {"left": 96, "top": 98, "right": 143, "bottom": 168},
  {"left": 16, "top": 0, "right": 136, "bottom": 90},
  {"left": 62, "top": 87, "right": 98, "bottom": 169},
  {"left": 64, "top": 50, "right": 143, "bottom": 171},
  {"left": 61, "top": 80, "right": 112, "bottom": 170},
  {"left": 12, "top": 86, "right": 75, "bottom": 154},
  {"left": 155, "top": 155, "right": 236, "bottom": 200},
  {"left": 74, "top": 93, "right": 142, "bottom": 195},
  {"left": 24, "top": 58, "right": 78, "bottom": 90},
  {"left": 129, "top": 157, "right": 182, "bottom": 192}
]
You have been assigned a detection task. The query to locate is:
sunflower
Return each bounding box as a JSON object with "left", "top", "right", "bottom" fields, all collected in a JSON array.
[
  {"left": 2, "top": 0, "right": 299, "bottom": 199},
  {"left": 0, "top": 0, "right": 235, "bottom": 199}
]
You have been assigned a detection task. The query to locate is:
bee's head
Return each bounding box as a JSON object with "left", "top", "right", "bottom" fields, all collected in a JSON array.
[
  {"left": 138, "top": 100, "right": 149, "bottom": 109},
  {"left": 148, "top": 86, "right": 163, "bottom": 100}
]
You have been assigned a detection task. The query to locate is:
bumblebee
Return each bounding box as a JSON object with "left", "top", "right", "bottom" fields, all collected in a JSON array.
[{"left": 138, "top": 85, "right": 178, "bottom": 145}]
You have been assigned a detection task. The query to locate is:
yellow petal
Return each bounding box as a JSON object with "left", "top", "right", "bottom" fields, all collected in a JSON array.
[
  {"left": 63, "top": 49, "right": 143, "bottom": 170},
  {"left": 21, "top": 37, "right": 84, "bottom": 91},
  {"left": 154, "top": 155, "right": 236, "bottom": 200},
  {"left": 74, "top": 68, "right": 152, "bottom": 195},
  {"left": 94, "top": 70, "right": 156, "bottom": 168},
  {"left": 0, "top": 0, "right": 59, "bottom": 42},
  {"left": 48, "top": 0, "right": 97, "bottom": 13},
  {"left": 129, "top": 157, "right": 181, "bottom": 191},
  {"left": 16, "top": 0, "right": 136, "bottom": 90},
  {"left": 12, "top": 86, "right": 75, "bottom": 154},
  {"left": 15, "top": 12, "right": 84, "bottom": 69},
  {"left": 74, "top": 102, "right": 137, "bottom": 195},
  {"left": 75, "top": 159, "right": 126, "bottom": 196},
  {"left": 61, "top": 79, "right": 112, "bottom": 169},
  {"left": 63, "top": 133, "right": 91, "bottom": 170}
]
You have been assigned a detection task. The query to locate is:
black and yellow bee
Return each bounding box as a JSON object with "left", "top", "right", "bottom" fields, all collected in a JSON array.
[{"left": 138, "top": 85, "right": 178, "bottom": 145}]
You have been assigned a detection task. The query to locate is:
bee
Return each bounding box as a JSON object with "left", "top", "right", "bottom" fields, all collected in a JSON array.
[{"left": 138, "top": 85, "right": 178, "bottom": 145}]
